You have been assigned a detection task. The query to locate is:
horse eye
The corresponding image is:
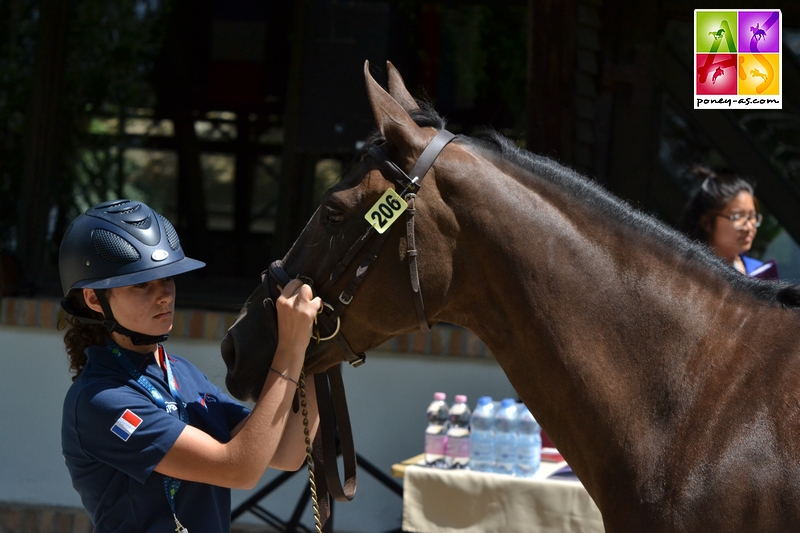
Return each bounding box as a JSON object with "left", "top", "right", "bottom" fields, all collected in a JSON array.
[{"left": 326, "top": 206, "right": 345, "bottom": 224}]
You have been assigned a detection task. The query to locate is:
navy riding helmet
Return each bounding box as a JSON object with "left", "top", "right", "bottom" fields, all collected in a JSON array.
[{"left": 59, "top": 199, "right": 205, "bottom": 344}]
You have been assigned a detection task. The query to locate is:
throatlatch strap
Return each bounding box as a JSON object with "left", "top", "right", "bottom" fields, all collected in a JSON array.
[{"left": 405, "top": 194, "right": 430, "bottom": 332}]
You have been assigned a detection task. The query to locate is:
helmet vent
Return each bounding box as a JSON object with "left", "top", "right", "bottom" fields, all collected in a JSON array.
[
  {"left": 125, "top": 217, "right": 150, "bottom": 228},
  {"left": 92, "top": 229, "right": 141, "bottom": 264},
  {"left": 159, "top": 214, "right": 181, "bottom": 251},
  {"left": 106, "top": 202, "right": 140, "bottom": 215}
]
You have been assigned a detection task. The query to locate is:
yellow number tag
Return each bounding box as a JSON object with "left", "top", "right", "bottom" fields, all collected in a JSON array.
[{"left": 365, "top": 189, "right": 408, "bottom": 234}]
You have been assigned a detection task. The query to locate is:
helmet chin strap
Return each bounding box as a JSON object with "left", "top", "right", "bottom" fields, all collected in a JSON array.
[{"left": 65, "top": 289, "right": 170, "bottom": 346}]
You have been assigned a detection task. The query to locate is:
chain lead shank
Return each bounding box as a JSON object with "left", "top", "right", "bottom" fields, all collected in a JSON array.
[{"left": 299, "top": 371, "right": 322, "bottom": 533}]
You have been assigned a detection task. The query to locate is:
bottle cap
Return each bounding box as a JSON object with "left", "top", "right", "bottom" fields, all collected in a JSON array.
[
  {"left": 433, "top": 392, "right": 446, "bottom": 401},
  {"left": 455, "top": 394, "right": 467, "bottom": 403},
  {"left": 477, "top": 396, "right": 493, "bottom": 406},
  {"left": 501, "top": 398, "right": 516, "bottom": 407}
]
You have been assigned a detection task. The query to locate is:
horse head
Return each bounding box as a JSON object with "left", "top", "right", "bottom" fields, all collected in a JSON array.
[{"left": 221, "top": 61, "right": 464, "bottom": 401}]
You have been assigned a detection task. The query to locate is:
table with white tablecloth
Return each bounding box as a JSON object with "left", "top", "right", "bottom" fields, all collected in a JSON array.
[{"left": 393, "top": 456, "right": 604, "bottom": 533}]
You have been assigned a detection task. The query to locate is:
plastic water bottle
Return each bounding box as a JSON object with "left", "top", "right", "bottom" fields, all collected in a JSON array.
[
  {"left": 494, "top": 398, "right": 519, "bottom": 475},
  {"left": 469, "top": 396, "right": 496, "bottom": 472},
  {"left": 424, "top": 392, "right": 449, "bottom": 467},
  {"left": 444, "top": 395, "right": 471, "bottom": 468},
  {"left": 515, "top": 404, "right": 542, "bottom": 477}
]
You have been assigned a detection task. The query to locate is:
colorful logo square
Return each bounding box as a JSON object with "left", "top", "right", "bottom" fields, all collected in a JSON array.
[
  {"left": 696, "top": 11, "right": 738, "bottom": 53},
  {"left": 697, "top": 54, "right": 737, "bottom": 94},
  {"left": 738, "top": 54, "right": 780, "bottom": 95},
  {"left": 738, "top": 11, "right": 780, "bottom": 53}
]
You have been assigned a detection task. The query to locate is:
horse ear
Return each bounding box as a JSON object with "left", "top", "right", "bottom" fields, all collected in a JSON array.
[
  {"left": 387, "top": 61, "right": 420, "bottom": 113},
  {"left": 364, "top": 60, "right": 422, "bottom": 148}
]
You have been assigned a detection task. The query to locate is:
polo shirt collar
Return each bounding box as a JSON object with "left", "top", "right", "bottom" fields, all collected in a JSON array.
[{"left": 85, "top": 341, "right": 158, "bottom": 374}]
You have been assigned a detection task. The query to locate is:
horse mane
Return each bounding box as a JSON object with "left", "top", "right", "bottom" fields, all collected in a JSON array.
[
  {"left": 358, "top": 99, "right": 800, "bottom": 309},
  {"left": 464, "top": 129, "right": 800, "bottom": 310}
]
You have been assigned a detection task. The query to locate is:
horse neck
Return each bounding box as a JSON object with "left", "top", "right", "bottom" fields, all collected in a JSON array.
[{"left": 434, "top": 157, "right": 776, "bottom": 502}]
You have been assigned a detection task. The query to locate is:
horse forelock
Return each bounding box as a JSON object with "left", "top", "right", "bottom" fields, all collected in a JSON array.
[
  {"left": 462, "top": 130, "right": 800, "bottom": 310},
  {"left": 360, "top": 100, "right": 447, "bottom": 152}
]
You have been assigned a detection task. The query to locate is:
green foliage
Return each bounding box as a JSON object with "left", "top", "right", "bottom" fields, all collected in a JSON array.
[
  {"left": 0, "top": 0, "right": 171, "bottom": 251},
  {"left": 65, "top": 0, "right": 171, "bottom": 211},
  {"left": 0, "top": 0, "right": 38, "bottom": 249}
]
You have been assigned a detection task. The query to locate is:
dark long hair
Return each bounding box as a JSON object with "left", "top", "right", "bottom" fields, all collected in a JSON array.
[
  {"left": 680, "top": 166, "right": 757, "bottom": 243},
  {"left": 58, "top": 290, "right": 107, "bottom": 381}
]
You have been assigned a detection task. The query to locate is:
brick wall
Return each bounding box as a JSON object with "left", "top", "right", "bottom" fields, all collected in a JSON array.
[
  {"left": 0, "top": 296, "right": 493, "bottom": 359},
  {"left": 0, "top": 503, "right": 93, "bottom": 533},
  {"left": 0, "top": 502, "right": 306, "bottom": 533}
]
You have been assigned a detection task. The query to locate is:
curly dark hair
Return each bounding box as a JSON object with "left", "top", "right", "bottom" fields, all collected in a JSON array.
[
  {"left": 680, "top": 166, "right": 758, "bottom": 243},
  {"left": 58, "top": 290, "right": 108, "bottom": 381}
]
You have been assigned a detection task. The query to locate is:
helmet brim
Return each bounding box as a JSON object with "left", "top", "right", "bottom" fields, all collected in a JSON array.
[{"left": 70, "top": 257, "right": 206, "bottom": 292}]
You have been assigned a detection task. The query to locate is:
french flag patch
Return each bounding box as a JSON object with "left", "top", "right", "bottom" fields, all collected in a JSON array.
[{"left": 110, "top": 409, "right": 142, "bottom": 441}]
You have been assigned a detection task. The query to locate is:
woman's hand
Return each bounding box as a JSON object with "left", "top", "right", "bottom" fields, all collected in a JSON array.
[{"left": 275, "top": 279, "right": 322, "bottom": 354}]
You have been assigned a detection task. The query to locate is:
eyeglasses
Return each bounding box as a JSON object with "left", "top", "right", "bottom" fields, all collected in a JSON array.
[{"left": 716, "top": 212, "right": 763, "bottom": 229}]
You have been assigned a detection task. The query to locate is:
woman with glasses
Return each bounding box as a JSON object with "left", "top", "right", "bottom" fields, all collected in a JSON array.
[{"left": 681, "top": 166, "right": 770, "bottom": 276}]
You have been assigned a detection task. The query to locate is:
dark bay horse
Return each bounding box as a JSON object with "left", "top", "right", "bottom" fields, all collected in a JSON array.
[{"left": 221, "top": 61, "right": 800, "bottom": 532}]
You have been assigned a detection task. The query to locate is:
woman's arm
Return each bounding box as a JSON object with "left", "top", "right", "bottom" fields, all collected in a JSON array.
[
  {"left": 269, "top": 374, "right": 319, "bottom": 471},
  {"left": 228, "top": 375, "right": 320, "bottom": 471},
  {"left": 154, "top": 280, "right": 321, "bottom": 489}
]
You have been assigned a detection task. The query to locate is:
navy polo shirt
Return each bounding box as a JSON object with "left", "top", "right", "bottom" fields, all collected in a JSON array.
[{"left": 62, "top": 342, "right": 251, "bottom": 533}]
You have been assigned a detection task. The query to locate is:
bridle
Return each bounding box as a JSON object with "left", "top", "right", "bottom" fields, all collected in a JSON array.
[
  {"left": 265, "top": 128, "right": 455, "bottom": 360},
  {"left": 260, "top": 128, "right": 455, "bottom": 530}
]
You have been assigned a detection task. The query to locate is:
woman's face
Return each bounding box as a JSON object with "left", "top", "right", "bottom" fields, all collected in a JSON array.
[
  {"left": 84, "top": 277, "right": 176, "bottom": 351},
  {"left": 705, "top": 191, "right": 758, "bottom": 262}
]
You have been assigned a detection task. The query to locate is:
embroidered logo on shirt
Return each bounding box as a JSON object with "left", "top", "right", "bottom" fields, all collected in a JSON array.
[
  {"left": 110, "top": 409, "right": 142, "bottom": 441},
  {"left": 196, "top": 393, "right": 217, "bottom": 410}
]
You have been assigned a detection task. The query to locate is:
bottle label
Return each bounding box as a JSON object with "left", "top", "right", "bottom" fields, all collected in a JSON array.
[
  {"left": 496, "top": 443, "right": 515, "bottom": 461},
  {"left": 471, "top": 439, "right": 493, "bottom": 458},
  {"left": 517, "top": 448, "right": 540, "bottom": 460},
  {"left": 445, "top": 436, "right": 470, "bottom": 458},
  {"left": 425, "top": 434, "right": 447, "bottom": 455}
]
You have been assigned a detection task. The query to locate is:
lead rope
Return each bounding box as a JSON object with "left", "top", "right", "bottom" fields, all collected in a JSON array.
[{"left": 299, "top": 370, "right": 323, "bottom": 533}]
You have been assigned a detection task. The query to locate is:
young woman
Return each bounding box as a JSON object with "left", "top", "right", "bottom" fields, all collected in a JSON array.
[
  {"left": 59, "top": 199, "right": 320, "bottom": 532},
  {"left": 681, "top": 167, "right": 767, "bottom": 276}
]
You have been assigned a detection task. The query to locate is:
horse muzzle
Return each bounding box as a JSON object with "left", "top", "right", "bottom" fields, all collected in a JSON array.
[{"left": 221, "top": 287, "right": 281, "bottom": 402}]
